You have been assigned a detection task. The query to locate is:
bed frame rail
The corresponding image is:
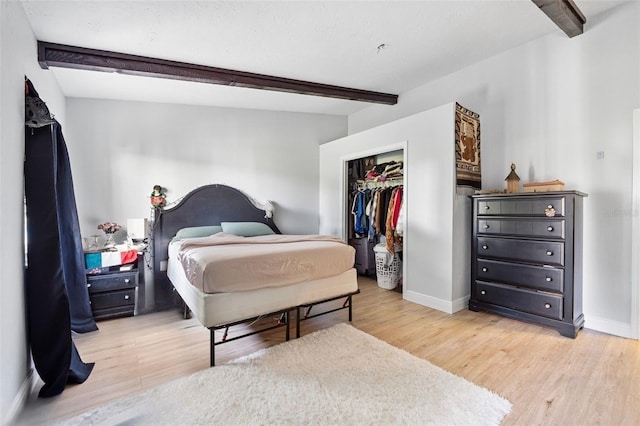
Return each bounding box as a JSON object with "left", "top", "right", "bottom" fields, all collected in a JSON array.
[
  {"left": 210, "top": 310, "right": 290, "bottom": 367},
  {"left": 209, "top": 290, "right": 360, "bottom": 366},
  {"left": 295, "top": 291, "right": 359, "bottom": 339}
]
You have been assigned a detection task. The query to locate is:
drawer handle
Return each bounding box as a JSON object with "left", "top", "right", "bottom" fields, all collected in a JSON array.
[
  {"left": 545, "top": 206, "right": 556, "bottom": 217},
  {"left": 544, "top": 303, "right": 551, "bottom": 309},
  {"left": 481, "top": 267, "right": 488, "bottom": 272},
  {"left": 480, "top": 290, "right": 486, "bottom": 295},
  {"left": 124, "top": 295, "right": 130, "bottom": 300},
  {"left": 545, "top": 277, "right": 552, "bottom": 282},
  {"left": 546, "top": 250, "right": 553, "bottom": 256},
  {"left": 482, "top": 245, "right": 488, "bottom": 250},
  {"left": 87, "top": 283, "right": 91, "bottom": 288},
  {"left": 547, "top": 226, "right": 554, "bottom": 232},
  {"left": 124, "top": 279, "right": 131, "bottom": 284},
  {"left": 484, "top": 224, "right": 490, "bottom": 229},
  {"left": 485, "top": 205, "right": 490, "bottom": 210}
]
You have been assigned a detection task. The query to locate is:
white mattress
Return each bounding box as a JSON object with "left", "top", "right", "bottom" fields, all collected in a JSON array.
[
  {"left": 167, "top": 241, "right": 358, "bottom": 328},
  {"left": 175, "top": 233, "right": 355, "bottom": 293}
]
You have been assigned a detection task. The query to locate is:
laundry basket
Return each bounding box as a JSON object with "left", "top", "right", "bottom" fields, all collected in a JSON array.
[{"left": 373, "top": 244, "right": 401, "bottom": 290}]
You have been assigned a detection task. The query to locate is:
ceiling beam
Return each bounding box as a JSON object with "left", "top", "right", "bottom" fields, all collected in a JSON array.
[
  {"left": 37, "top": 41, "right": 398, "bottom": 106},
  {"left": 532, "top": 0, "right": 586, "bottom": 38}
]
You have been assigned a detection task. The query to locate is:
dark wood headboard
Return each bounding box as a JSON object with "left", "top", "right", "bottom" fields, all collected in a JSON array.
[{"left": 151, "top": 184, "right": 281, "bottom": 310}]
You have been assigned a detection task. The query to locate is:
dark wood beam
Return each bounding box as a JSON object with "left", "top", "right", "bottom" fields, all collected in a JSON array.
[
  {"left": 37, "top": 41, "right": 398, "bottom": 106},
  {"left": 532, "top": 0, "right": 586, "bottom": 38}
]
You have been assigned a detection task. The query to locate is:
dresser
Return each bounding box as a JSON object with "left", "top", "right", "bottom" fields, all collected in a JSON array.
[
  {"left": 469, "top": 191, "right": 587, "bottom": 337},
  {"left": 87, "top": 265, "right": 139, "bottom": 320}
]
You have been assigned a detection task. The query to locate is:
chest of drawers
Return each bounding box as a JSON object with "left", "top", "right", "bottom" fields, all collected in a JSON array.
[
  {"left": 469, "top": 191, "right": 586, "bottom": 337},
  {"left": 87, "top": 269, "right": 138, "bottom": 320}
]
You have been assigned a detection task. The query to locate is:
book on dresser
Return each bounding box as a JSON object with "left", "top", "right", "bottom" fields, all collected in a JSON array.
[{"left": 469, "top": 190, "right": 587, "bottom": 338}]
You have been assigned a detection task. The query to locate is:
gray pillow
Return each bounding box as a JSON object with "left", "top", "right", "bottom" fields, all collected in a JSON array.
[{"left": 221, "top": 222, "right": 275, "bottom": 237}]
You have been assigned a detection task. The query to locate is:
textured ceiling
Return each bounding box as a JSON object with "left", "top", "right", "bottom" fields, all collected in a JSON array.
[{"left": 21, "top": 0, "right": 626, "bottom": 115}]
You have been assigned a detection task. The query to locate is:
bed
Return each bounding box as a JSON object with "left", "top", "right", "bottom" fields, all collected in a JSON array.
[{"left": 151, "top": 184, "right": 359, "bottom": 365}]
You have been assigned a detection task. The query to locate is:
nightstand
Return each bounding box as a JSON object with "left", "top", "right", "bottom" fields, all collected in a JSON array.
[{"left": 86, "top": 267, "right": 138, "bottom": 320}]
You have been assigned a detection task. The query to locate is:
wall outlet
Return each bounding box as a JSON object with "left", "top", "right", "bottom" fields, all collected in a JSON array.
[{"left": 596, "top": 151, "right": 605, "bottom": 160}]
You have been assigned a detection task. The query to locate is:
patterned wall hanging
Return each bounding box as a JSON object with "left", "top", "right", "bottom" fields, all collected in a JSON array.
[{"left": 455, "top": 103, "right": 481, "bottom": 189}]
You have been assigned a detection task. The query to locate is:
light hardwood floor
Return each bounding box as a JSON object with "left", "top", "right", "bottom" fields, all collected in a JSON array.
[{"left": 16, "top": 277, "right": 640, "bottom": 425}]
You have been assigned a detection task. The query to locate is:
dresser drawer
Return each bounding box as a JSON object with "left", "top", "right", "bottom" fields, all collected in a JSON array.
[
  {"left": 477, "top": 197, "right": 565, "bottom": 217},
  {"left": 474, "top": 281, "right": 563, "bottom": 320},
  {"left": 477, "top": 259, "right": 564, "bottom": 293},
  {"left": 477, "top": 237, "right": 564, "bottom": 266},
  {"left": 87, "top": 271, "right": 137, "bottom": 293},
  {"left": 478, "top": 218, "right": 565, "bottom": 239},
  {"left": 90, "top": 288, "right": 135, "bottom": 311}
]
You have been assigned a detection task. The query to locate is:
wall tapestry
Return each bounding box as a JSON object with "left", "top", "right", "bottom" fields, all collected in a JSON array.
[{"left": 455, "top": 103, "right": 481, "bottom": 189}]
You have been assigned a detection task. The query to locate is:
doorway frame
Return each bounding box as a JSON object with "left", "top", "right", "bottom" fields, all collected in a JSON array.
[{"left": 340, "top": 141, "right": 408, "bottom": 297}]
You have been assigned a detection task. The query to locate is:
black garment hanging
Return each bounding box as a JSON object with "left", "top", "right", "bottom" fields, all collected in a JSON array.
[{"left": 24, "top": 79, "right": 95, "bottom": 397}]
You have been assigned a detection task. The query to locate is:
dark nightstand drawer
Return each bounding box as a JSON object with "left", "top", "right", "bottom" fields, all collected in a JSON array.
[
  {"left": 477, "top": 259, "right": 564, "bottom": 293},
  {"left": 478, "top": 218, "right": 565, "bottom": 239},
  {"left": 477, "top": 237, "right": 564, "bottom": 266},
  {"left": 474, "top": 281, "right": 563, "bottom": 320},
  {"left": 90, "top": 288, "right": 135, "bottom": 311},
  {"left": 477, "top": 197, "right": 566, "bottom": 217},
  {"left": 87, "top": 271, "right": 137, "bottom": 293},
  {"left": 86, "top": 269, "right": 138, "bottom": 320}
]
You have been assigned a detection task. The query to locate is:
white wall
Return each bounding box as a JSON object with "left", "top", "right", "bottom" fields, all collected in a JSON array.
[
  {"left": 320, "top": 103, "right": 471, "bottom": 313},
  {"left": 65, "top": 98, "right": 347, "bottom": 240},
  {"left": 349, "top": 3, "right": 640, "bottom": 338},
  {"left": 0, "top": 2, "right": 67, "bottom": 423},
  {"left": 633, "top": 109, "right": 640, "bottom": 339}
]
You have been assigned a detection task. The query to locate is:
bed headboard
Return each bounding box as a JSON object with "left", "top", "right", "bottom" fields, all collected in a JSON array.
[{"left": 151, "top": 184, "right": 281, "bottom": 310}]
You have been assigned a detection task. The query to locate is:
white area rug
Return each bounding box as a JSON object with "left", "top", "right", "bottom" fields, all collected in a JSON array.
[{"left": 62, "top": 323, "right": 511, "bottom": 425}]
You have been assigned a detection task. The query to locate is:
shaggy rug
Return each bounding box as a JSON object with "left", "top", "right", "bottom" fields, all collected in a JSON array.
[{"left": 62, "top": 323, "right": 511, "bottom": 425}]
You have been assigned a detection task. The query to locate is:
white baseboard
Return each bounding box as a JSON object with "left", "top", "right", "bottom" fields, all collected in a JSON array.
[
  {"left": 451, "top": 295, "right": 470, "bottom": 313},
  {"left": 404, "top": 290, "right": 463, "bottom": 314},
  {"left": 3, "top": 368, "right": 35, "bottom": 425},
  {"left": 584, "top": 315, "right": 636, "bottom": 339}
]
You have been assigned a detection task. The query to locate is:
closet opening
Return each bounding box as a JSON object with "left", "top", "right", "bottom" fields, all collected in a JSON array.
[{"left": 344, "top": 146, "right": 406, "bottom": 295}]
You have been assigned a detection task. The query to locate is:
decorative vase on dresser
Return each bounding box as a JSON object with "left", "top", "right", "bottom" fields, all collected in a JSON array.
[{"left": 469, "top": 191, "right": 587, "bottom": 338}]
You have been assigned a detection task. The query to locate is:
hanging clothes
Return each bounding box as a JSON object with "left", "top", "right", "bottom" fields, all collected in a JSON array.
[
  {"left": 367, "top": 189, "right": 378, "bottom": 241},
  {"left": 385, "top": 187, "right": 404, "bottom": 253},
  {"left": 395, "top": 192, "right": 405, "bottom": 237},
  {"left": 24, "top": 79, "right": 95, "bottom": 397},
  {"left": 351, "top": 189, "right": 375, "bottom": 237}
]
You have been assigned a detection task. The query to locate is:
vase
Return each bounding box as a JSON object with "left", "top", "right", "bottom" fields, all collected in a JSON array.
[{"left": 103, "top": 233, "right": 116, "bottom": 250}]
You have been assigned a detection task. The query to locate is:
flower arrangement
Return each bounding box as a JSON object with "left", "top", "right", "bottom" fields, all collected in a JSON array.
[{"left": 97, "top": 222, "right": 121, "bottom": 234}]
